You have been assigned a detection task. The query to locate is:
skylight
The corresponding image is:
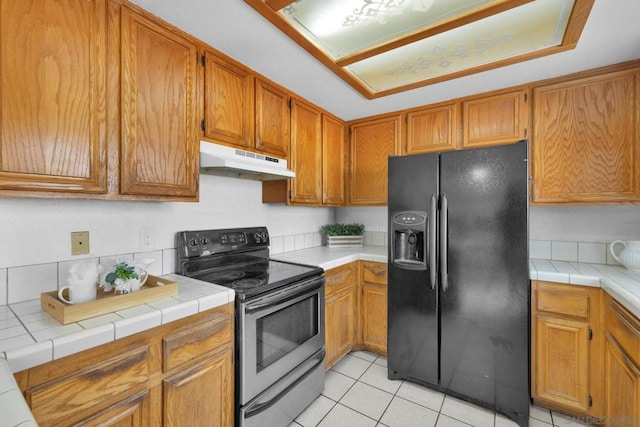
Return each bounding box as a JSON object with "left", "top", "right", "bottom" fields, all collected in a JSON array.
[{"left": 245, "top": 0, "right": 594, "bottom": 98}]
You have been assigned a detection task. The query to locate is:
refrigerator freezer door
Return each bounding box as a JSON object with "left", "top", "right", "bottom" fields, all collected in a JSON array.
[
  {"left": 439, "top": 142, "right": 529, "bottom": 423},
  {"left": 388, "top": 153, "right": 439, "bottom": 386}
]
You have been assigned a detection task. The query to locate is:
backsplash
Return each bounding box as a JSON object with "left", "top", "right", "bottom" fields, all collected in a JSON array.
[
  {"left": 0, "top": 230, "right": 388, "bottom": 306},
  {"left": 530, "top": 239, "right": 621, "bottom": 265}
]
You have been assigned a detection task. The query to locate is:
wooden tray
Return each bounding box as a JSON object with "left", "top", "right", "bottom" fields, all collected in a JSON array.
[{"left": 41, "top": 275, "right": 178, "bottom": 324}]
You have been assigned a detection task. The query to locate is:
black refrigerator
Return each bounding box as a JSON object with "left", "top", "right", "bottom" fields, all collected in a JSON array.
[{"left": 387, "top": 141, "right": 530, "bottom": 426}]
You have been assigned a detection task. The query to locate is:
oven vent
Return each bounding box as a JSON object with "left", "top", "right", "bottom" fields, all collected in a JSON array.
[{"left": 200, "top": 141, "right": 295, "bottom": 181}]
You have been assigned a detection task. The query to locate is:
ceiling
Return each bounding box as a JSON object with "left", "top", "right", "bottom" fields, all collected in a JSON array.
[
  {"left": 129, "top": 0, "right": 640, "bottom": 121},
  {"left": 244, "top": 0, "right": 589, "bottom": 99}
]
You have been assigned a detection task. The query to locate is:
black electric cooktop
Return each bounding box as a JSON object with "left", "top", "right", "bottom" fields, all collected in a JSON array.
[
  {"left": 175, "top": 227, "right": 323, "bottom": 300},
  {"left": 190, "top": 257, "right": 321, "bottom": 299}
]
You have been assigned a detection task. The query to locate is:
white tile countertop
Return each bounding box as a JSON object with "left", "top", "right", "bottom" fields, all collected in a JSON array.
[
  {"left": 0, "top": 274, "right": 235, "bottom": 373},
  {"left": 271, "top": 245, "right": 388, "bottom": 269}
]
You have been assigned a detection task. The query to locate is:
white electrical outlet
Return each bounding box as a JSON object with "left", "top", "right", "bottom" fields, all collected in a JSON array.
[{"left": 140, "top": 228, "right": 153, "bottom": 249}]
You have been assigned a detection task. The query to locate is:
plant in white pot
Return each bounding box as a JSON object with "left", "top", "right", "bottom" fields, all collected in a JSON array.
[
  {"left": 101, "top": 260, "right": 150, "bottom": 294},
  {"left": 321, "top": 223, "right": 365, "bottom": 248}
]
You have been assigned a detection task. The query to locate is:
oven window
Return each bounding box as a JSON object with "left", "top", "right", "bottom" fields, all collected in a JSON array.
[{"left": 256, "top": 294, "right": 318, "bottom": 372}]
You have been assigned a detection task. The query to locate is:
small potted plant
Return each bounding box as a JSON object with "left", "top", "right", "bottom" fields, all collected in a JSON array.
[
  {"left": 321, "top": 223, "right": 365, "bottom": 248},
  {"left": 101, "top": 261, "right": 149, "bottom": 294}
]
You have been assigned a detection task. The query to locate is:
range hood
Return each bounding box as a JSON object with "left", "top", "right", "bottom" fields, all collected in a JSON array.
[{"left": 199, "top": 141, "right": 295, "bottom": 181}]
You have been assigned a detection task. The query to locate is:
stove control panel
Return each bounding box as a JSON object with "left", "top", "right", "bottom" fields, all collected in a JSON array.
[{"left": 176, "top": 227, "right": 270, "bottom": 259}]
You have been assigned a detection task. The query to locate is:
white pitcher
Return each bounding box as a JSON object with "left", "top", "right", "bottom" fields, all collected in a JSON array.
[{"left": 610, "top": 240, "right": 640, "bottom": 271}]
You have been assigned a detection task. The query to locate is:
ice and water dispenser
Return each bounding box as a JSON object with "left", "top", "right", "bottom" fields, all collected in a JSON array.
[{"left": 391, "top": 211, "right": 427, "bottom": 270}]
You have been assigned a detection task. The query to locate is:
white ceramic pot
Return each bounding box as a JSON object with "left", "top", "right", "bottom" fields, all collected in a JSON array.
[{"left": 610, "top": 240, "right": 640, "bottom": 271}]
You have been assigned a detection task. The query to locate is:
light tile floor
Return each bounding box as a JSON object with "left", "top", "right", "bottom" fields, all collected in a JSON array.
[{"left": 290, "top": 351, "right": 593, "bottom": 427}]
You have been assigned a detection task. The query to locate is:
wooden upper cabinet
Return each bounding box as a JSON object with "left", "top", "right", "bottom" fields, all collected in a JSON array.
[
  {"left": 202, "top": 51, "right": 254, "bottom": 149},
  {"left": 255, "top": 78, "right": 290, "bottom": 158},
  {"left": 0, "top": 0, "right": 108, "bottom": 194},
  {"left": 405, "top": 103, "right": 460, "bottom": 154},
  {"left": 322, "top": 115, "right": 346, "bottom": 205},
  {"left": 289, "top": 98, "right": 322, "bottom": 205},
  {"left": 119, "top": 5, "right": 198, "bottom": 199},
  {"left": 532, "top": 69, "right": 640, "bottom": 204},
  {"left": 348, "top": 114, "right": 402, "bottom": 205},
  {"left": 462, "top": 89, "right": 528, "bottom": 148}
]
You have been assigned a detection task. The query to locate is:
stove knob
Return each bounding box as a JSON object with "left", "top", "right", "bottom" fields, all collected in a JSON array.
[
  {"left": 189, "top": 238, "right": 198, "bottom": 247},
  {"left": 254, "top": 233, "right": 262, "bottom": 243},
  {"left": 200, "top": 237, "right": 209, "bottom": 245},
  {"left": 261, "top": 232, "right": 268, "bottom": 242}
]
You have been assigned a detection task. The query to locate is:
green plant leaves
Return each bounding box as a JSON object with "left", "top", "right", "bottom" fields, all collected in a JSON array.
[
  {"left": 105, "top": 262, "right": 139, "bottom": 284},
  {"left": 321, "top": 223, "right": 364, "bottom": 236}
]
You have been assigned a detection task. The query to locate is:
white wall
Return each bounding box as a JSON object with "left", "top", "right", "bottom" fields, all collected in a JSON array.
[
  {"left": 0, "top": 175, "right": 334, "bottom": 269},
  {"left": 337, "top": 206, "right": 640, "bottom": 243}
]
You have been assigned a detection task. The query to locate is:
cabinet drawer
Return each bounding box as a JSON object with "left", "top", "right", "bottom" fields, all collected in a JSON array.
[
  {"left": 25, "top": 346, "right": 149, "bottom": 426},
  {"left": 606, "top": 300, "right": 640, "bottom": 365},
  {"left": 163, "top": 311, "right": 233, "bottom": 372},
  {"left": 325, "top": 263, "right": 357, "bottom": 296},
  {"left": 362, "top": 262, "right": 387, "bottom": 285},
  {"left": 535, "top": 287, "right": 590, "bottom": 319}
]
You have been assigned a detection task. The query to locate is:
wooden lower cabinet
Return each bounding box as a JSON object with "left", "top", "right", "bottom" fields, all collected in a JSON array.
[
  {"left": 15, "top": 303, "right": 234, "bottom": 426},
  {"left": 360, "top": 262, "right": 388, "bottom": 355},
  {"left": 531, "top": 281, "right": 603, "bottom": 418},
  {"left": 324, "top": 262, "right": 358, "bottom": 369},
  {"left": 604, "top": 294, "right": 640, "bottom": 427},
  {"left": 74, "top": 390, "right": 150, "bottom": 427},
  {"left": 324, "top": 261, "right": 388, "bottom": 368},
  {"left": 163, "top": 349, "right": 233, "bottom": 426}
]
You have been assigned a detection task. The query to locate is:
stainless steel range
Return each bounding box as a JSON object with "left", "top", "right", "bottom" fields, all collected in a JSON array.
[{"left": 176, "top": 227, "right": 325, "bottom": 427}]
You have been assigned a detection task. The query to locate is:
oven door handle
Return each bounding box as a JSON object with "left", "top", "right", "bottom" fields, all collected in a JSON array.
[
  {"left": 244, "top": 277, "right": 324, "bottom": 314},
  {"left": 244, "top": 350, "right": 325, "bottom": 418}
]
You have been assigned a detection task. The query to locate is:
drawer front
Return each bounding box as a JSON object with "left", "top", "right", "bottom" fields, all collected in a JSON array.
[
  {"left": 163, "top": 312, "right": 233, "bottom": 372},
  {"left": 535, "top": 288, "right": 590, "bottom": 319},
  {"left": 325, "top": 263, "right": 357, "bottom": 296},
  {"left": 606, "top": 300, "right": 640, "bottom": 365},
  {"left": 362, "top": 262, "right": 387, "bottom": 285},
  {"left": 25, "top": 346, "right": 150, "bottom": 425}
]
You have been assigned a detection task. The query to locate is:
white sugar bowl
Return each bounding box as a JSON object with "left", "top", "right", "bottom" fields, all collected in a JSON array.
[{"left": 610, "top": 240, "right": 640, "bottom": 271}]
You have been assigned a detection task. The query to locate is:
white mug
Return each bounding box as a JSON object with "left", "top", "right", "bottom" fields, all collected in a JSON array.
[{"left": 58, "top": 278, "right": 97, "bottom": 304}]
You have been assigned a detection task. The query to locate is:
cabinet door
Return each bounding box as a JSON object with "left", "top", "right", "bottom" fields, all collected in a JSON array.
[
  {"left": 322, "top": 115, "right": 346, "bottom": 206},
  {"left": 349, "top": 114, "right": 401, "bottom": 205},
  {"left": 324, "top": 263, "right": 357, "bottom": 368},
  {"left": 289, "top": 98, "right": 322, "bottom": 205},
  {"left": 406, "top": 104, "right": 459, "bottom": 154},
  {"left": 325, "top": 287, "right": 356, "bottom": 369},
  {"left": 605, "top": 335, "right": 640, "bottom": 427},
  {"left": 120, "top": 6, "right": 198, "bottom": 198},
  {"left": 255, "top": 78, "right": 290, "bottom": 158},
  {"left": 164, "top": 349, "right": 234, "bottom": 427},
  {"left": 362, "top": 282, "right": 388, "bottom": 355},
  {"left": 532, "top": 70, "right": 640, "bottom": 203},
  {"left": 462, "top": 89, "right": 527, "bottom": 148},
  {"left": 0, "top": 0, "right": 107, "bottom": 194},
  {"left": 203, "top": 51, "right": 254, "bottom": 149},
  {"left": 533, "top": 314, "right": 590, "bottom": 413},
  {"left": 73, "top": 390, "right": 149, "bottom": 427}
]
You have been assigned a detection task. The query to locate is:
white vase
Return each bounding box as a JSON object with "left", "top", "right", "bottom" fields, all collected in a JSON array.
[{"left": 610, "top": 240, "right": 640, "bottom": 271}]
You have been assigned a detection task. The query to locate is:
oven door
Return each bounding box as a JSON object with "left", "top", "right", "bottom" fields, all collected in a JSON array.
[{"left": 238, "top": 275, "right": 325, "bottom": 404}]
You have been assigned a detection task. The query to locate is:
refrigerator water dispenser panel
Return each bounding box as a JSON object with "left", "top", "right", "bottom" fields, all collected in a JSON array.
[{"left": 391, "top": 211, "right": 427, "bottom": 270}]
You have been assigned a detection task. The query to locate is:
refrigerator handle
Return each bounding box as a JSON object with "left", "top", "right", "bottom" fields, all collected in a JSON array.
[
  {"left": 440, "top": 194, "right": 449, "bottom": 292},
  {"left": 429, "top": 194, "right": 437, "bottom": 290}
]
